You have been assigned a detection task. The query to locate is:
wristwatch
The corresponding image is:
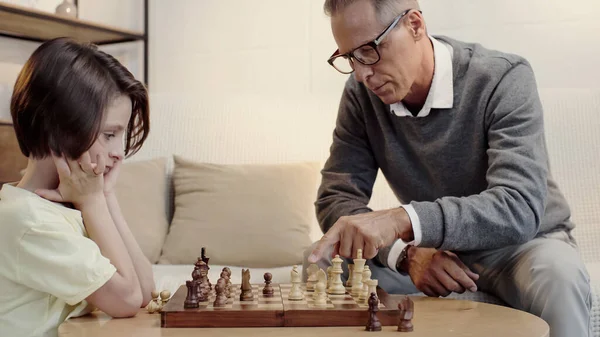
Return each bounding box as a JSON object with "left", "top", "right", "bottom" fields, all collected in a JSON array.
[{"left": 395, "top": 245, "right": 411, "bottom": 273}]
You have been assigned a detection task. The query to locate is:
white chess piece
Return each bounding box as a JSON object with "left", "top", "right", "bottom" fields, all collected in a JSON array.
[
  {"left": 326, "top": 266, "right": 333, "bottom": 291},
  {"left": 359, "top": 265, "right": 372, "bottom": 303},
  {"left": 329, "top": 255, "right": 346, "bottom": 295},
  {"left": 288, "top": 265, "right": 304, "bottom": 300},
  {"left": 313, "top": 269, "right": 328, "bottom": 306},
  {"left": 367, "top": 279, "right": 378, "bottom": 305},
  {"left": 306, "top": 264, "right": 319, "bottom": 292},
  {"left": 346, "top": 263, "right": 354, "bottom": 287},
  {"left": 351, "top": 249, "right": 366, "bottom": 297}
]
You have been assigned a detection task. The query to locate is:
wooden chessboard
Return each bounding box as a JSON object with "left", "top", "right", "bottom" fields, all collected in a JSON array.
[{"left": 161, "top": 283, "right": 400, "bottom": 328}]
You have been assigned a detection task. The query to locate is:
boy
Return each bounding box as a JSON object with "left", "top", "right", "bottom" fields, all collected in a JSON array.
[{"left": 0, "top": 38, "right": 154, "bottom": 337}]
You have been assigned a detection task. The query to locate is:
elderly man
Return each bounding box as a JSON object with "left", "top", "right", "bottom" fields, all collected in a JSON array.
[{"left": 305, "top": 0, "right": 591, "bottom": 336}]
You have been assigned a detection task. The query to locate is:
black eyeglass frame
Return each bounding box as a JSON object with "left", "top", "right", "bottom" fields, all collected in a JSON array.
[{"left": 327, "top": 9, "right": 421, "bottom": 74}]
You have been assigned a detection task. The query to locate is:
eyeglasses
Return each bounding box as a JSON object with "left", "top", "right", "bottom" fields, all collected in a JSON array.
[{"left": 327, "top": 9, "right": 419, "bottom": 74}]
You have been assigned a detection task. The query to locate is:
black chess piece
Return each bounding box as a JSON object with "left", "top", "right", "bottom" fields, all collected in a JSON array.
[
  {"left": 365, "top": 292, "right": 382, "bottom": 331},
  {"left": 184, "top": 280, "right": 199, "bottom": 308},
  {"left": 262, "top": 272, "right": 274, "bottom": 297},
  {"left": 213, "top": 278, "right": 228, "bottom": 307},
  {"left": 398, "top": 295, "right": 414, "bottom": 332},
  {"left": 240, "top": 269, "right": 254, "bottom": 301},
  {"left": 201, "top": 247, "right": 210, "bottom": 264}
]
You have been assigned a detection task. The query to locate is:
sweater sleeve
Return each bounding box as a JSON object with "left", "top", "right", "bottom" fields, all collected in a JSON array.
[
  {"left": 414, "top": 61, "right": 548, "bottom": 251},
  {"left": 315, "top": 78, "right": 378, "bottom": 234}
]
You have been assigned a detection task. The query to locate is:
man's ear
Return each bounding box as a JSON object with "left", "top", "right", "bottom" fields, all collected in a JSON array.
[{"left": 406, "top": 10, "right": 426, "bottom": 41}]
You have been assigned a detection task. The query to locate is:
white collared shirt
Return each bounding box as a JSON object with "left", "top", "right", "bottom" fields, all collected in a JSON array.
[{"left": 387, "top": 36, "right": 455, "bottom": 270}]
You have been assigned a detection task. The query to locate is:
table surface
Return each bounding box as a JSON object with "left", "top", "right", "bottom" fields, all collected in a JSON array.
[{"left": 58, "top": 296, "right": 549, "bottom": 337}]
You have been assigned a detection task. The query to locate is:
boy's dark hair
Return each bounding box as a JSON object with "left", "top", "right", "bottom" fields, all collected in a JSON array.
[{"left": 10, "top": 37, "right": 150, "bottom": 159}]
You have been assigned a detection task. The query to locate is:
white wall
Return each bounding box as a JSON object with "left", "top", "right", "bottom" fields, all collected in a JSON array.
[{"left": 0, "top": 0, "right": 144, "bottom": 121}]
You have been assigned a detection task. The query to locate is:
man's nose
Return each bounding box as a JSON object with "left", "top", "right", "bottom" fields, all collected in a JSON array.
[{"left": 353, "top": 62, "right": 373, "bottom": 83}]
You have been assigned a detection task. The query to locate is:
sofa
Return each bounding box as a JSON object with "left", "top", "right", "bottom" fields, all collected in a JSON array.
[{"left": 114, "top": 89, "right": 600, "bottom": 335}]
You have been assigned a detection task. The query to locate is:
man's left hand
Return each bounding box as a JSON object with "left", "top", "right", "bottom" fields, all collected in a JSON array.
[{"left": 308, "top": 208, "right": 413, "bottom": 262}]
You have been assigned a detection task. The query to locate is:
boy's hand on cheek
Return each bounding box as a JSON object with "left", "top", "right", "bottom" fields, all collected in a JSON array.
[
  {"left": 35, "top": 151, "right": 106, "bottom": 209},
  {"left": 103, "top": 159, "right": 122, "bottom": 196}
]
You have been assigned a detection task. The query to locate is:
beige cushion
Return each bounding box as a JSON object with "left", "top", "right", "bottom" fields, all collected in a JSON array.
[
  {"left": 159, "top": 156, "right": 318, "bottom": 268},
  {"left": 115, "top": 157, "right": 169, "bottom": 263}
]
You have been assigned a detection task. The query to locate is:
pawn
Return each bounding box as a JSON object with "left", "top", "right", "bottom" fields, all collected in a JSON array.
[
  {"left": 220, "top": 270, "right": 231, "bottom": 298},
  {"left": 365, "top": 292, "right": 382, "bottom": 332},
  {"left": 147, "top": 299, "right": 161, "bottom": 313},
  {"left": 223, "top": 267, "right": 233, "bottom": 295},
  {"left": 213, "top": 278, "right": 228, "bottom": 307},
  {"left": 398, "top": 296, "right": 414, "bottom": 332},
  {"left": 263, "top": 272, "right": 274, "bottom": 297},
  {"left": 184, "top": 280, "right": 199, "bottom": 308},
  {"left": 160, "top": 290, "right": 171, "bottom": 308},
  {"left": 146, "top": 290, "right": 161, "bottom": 313}
]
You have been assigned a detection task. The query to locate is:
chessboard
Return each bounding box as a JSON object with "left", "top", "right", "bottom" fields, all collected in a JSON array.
[{"left": 160, "top": 283, "right": 400, "bottom": 328}]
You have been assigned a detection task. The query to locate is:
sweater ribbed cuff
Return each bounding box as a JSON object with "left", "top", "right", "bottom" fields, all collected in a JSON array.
[{"left": 411, "top": 201, "right": 445, "bottom": 248}]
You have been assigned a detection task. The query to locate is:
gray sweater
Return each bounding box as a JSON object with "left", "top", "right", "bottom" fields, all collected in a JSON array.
[{"left": 316, "top": 36, "right": 573, "bottom": 254}]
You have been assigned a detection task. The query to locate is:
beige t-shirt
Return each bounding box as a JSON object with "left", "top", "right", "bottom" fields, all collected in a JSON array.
[{"left": 0, "top": 184, "right": 116, "bottom": 337}]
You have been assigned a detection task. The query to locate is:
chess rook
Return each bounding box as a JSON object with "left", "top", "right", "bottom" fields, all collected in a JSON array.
[{"left": 184, "top": 280, "right": 199, "bottom": 308}]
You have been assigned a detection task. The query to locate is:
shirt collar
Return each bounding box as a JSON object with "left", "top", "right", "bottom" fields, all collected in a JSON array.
[{"left": 390, "top": 35, "right": 454, "bottom": 118}]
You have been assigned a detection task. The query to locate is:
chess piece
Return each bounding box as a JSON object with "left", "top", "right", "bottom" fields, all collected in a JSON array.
[
  {"left": 359, "top": 265, "right": 372, "bottom": 303},
  {"left": 196, "top": 257, "right": 212, "bottom": 290},
  {"left": 288, "top": 265, "right": 304, "bottom": 300},
  {"left": 313, "top": 269, "right": 328, "bottom": 306},
  {"left": 160, "top": 290, "right": 171, "bottom": 306},
  {"left": 306, "top": 264, "right": 319, "bottom": 292},
  {"left": 223, "top": 267, "right": 233, "bottom": 295},
  {"left": 201, "top": 247, "right": 210, "bottom": 264},
  {"left": 220, "top": 270, "right": 231, "bottom": 298},
  {"left": 352, "top": 249, "right": 366, "bottom": 297},
  {"left": 196, "top": 262, "right": 210, "bottom": 302},
  {"left": 398, "top": 296, "right": 414, "bottom": 332},
  {"left": 213, "top": 278, "right": 228, "bottom": 307},
  {"left": 146, "top": 290, "right": 161, "bottom": 313},
  {"left": 365, "top": 292, "right": 382, "bottom": 331},
  {"left": 184, "top": 280, "right": 199, "bottom": 308},
  {"left": 367, "top": 279, "right": 378, "bottom": 300},
  {"left": 346, "top": 263, "right": 354, "bottom": 287},
  {"left": 240, "top": 269, "right": 254, "bottom": 301},
  {"left": 263, "top": 272, "right": 274, "bottom": 297},
  {"left": 329, "top": 255, "right": 346, "bottom": 295},
  {"left": 326, "top": 266, "right": 333, "bottom": 291}
]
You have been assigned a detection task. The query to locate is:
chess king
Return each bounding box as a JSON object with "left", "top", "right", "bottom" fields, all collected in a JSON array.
[{"left": 305, "top": 0, "right": 592, "bottom": 336}]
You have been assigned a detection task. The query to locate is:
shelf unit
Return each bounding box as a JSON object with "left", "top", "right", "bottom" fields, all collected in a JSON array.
[{"left": 0, "top": 0, "right": 149, "bottom": 84}]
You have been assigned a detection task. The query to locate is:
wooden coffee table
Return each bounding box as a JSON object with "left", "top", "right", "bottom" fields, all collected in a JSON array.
[{"left": 58, "top": 296, "right": 549, "bottom": 336}]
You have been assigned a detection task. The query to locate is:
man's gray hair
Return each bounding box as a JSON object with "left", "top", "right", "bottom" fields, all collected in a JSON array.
[{"left": 324, "top": 0, "right": 420, "bottom": 24}]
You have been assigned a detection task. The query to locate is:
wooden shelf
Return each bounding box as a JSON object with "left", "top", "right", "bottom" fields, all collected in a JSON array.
[{"left": 0, "top": 2, "right": 145, "bottom": 45}]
